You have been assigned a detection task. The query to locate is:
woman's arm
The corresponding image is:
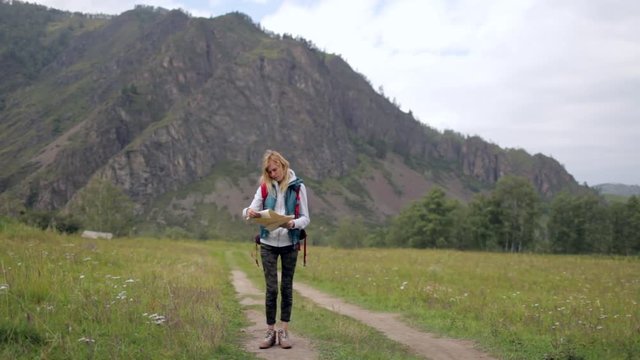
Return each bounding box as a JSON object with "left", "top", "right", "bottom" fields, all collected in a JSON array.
[{"left": 243, "top": 186, "right": 264, "bottom": 218}]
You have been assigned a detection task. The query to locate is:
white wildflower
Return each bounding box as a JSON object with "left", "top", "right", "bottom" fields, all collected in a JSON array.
[
  {"left": 400, "top": 281, "right": 408, "bottom": 290},
  {"left": 0, "top": 284, "right": 8, "bottom": 291},
  {"left": 78, "top": 337, "right": 95, "bottom": 343},
  {"left": 148, "top": 313, "right": 166, "bottom": 325}
]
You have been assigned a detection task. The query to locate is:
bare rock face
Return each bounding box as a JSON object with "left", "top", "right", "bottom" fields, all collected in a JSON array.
[{"left": 0, "top": 5, "right": 581, "bottom": 224}]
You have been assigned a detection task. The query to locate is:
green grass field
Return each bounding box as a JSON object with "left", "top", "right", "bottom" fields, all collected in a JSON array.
[
  {"left": 296, "top": 247, "right": 640, "bottom": 360},
  {"left": 1, "top": 220, "right": 638, "bottom": 359}
]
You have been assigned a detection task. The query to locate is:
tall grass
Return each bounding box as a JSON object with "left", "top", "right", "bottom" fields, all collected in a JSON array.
[
  {"left": 0, "top": 220, "right": 248, "bottom": 359},
  {"left": 296, "top": 247, "right": 640, "bottom": 360}
]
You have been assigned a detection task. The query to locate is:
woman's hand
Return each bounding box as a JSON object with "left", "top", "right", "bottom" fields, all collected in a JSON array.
[{"left": 247, "top": 209, "right": 260, "bottom": 218}]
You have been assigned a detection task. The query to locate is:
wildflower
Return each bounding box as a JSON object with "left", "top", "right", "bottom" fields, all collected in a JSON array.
[
  {"left": 125, "top": 279, "right": 135, "bottom": 283},
  {"left": 116, "top": 291, "right": 127, "bottom": 300},
  {"left": 400, "top": 281, "right": 408, "bottom": 290},
  {"left": 147, "top": 313, "right": 166, "bottom": 325},
  {"left": 80, "top": 275, "right": 85, "bottom": 279},
  {"left": 83, "top": 257, "right": 92, "bottom": 261},
  {"left": 0, "top": 284, "right": 8, "bottom": 291},
  {"left": 78, "top": 337, "right": 95, "bottom": 343}
]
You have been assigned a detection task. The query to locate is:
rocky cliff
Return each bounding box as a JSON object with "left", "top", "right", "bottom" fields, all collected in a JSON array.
[{"left": 0, "top": 2, "right": 583, "bottom": 236}]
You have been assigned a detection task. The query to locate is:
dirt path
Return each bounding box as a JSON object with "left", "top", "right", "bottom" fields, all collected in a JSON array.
[
  {"left": 232, "top": 269, "right": 497, "bottom": 360},
  {"left": 294, "top": 282, "right": 497, "bottom": 360},
  {"left": 231, "top": 270, "right": 318, "bottom": 360}
]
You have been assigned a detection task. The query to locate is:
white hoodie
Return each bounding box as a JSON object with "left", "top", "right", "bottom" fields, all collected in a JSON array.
[{"left": 243, "top": 169, "right": 310, "bottom": 247}]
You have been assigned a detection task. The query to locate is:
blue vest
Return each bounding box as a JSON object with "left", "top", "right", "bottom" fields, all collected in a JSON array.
[{"left": 260, "top": 178, "right": 304, "bottom": 246}]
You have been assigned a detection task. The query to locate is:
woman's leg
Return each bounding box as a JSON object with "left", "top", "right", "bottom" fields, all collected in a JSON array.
[
  {"left": 279, "top": 248, "right": 299, "bottom": 323},
  {"left": 260, "top": 245, "right": 279, "bottom": 326}
]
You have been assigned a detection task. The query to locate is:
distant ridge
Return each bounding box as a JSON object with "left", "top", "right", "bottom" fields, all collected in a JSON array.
[{"left": 594, "top": 183, "right": 640, "bottom": 197}]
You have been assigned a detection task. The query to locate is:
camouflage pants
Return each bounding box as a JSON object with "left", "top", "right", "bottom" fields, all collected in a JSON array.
[{"left": 260, "top": 244, "right": 299, "bottom": 325}]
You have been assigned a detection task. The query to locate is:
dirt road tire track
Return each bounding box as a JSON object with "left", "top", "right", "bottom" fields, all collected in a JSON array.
[
  {"left": 231, "top": 270, "right": 319, "bottom": 360},
  {"left": 294, "top": 282, "right": 497, "bottom": 360},
  {"left": 232, "top": 269, "right": 497, "bottom": 360}
]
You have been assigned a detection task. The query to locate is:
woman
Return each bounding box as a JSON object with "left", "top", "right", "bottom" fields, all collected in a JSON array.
[{"left": 243, "top": 150, "right": 310, "bottom": 349}]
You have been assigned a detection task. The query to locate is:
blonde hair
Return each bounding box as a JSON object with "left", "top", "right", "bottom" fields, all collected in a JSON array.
[{"left": 260, "top": 149, "right": 291, "bottom": 192}]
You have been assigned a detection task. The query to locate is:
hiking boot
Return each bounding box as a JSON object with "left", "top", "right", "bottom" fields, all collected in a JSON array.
[
  {"left": 259, "top": 329, "right": 276, "bottom": 349},
  {"left": 277, "top": 329, "right": 292, "bottom": 349}
]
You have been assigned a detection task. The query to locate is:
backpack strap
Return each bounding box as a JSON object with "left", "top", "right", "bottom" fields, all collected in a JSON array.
[
  {"left": 260, "top": 182, "right": 268, "bottom": 208},
  {"left": 292, "top": 185, "right": 308, "bottom": 267}
]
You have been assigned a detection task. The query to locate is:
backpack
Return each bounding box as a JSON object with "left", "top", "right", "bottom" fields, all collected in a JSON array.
[{"left": 253, "top": 182, "right": 308, "bottom": 266}]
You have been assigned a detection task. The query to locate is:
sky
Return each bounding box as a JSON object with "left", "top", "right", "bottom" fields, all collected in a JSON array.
[{"left": 27, "top": 0, "right": 640, "bottom": 186}]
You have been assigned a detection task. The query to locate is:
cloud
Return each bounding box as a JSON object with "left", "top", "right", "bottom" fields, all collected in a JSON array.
[{"left": 29, "top": 0, "right": 210, "bottom": 16}]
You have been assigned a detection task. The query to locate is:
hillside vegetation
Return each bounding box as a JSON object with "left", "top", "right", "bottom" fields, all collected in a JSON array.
[{"left": 0, "top": 1, "right": 584, "bottom": 240}]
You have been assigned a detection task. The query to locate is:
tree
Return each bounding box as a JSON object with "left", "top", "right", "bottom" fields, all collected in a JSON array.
[
  {"left": 609, "top": 201, "right": 630, "bottom": 255},
  {"left": 625, "top": 196, "right": 640, "bottom": 254},
  {"left": 548, "top": 192, "right": 611, "bottom": 254},
  {"left": 386, "top": 187, "right": 458, "bottom": 248},
  {"left": 548, "top": 192, "right": 576, "bottom": 253},
  {"left": 493, "top": 176, "right": 541, "bottom": 252},
  {"left": 464, "top": 194, "right": 503, "bottom": 251},
  {"left": 327, "top": 217, "right": 368, "bottom": 248},
  {"left": 67, "top": 178, "right": 135, "bottom": 236}
]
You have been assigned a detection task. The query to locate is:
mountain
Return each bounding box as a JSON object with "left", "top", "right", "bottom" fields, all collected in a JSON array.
[
  {"left": 0, "top": 2, "right": 584, "bottom": 238},
  {"left": 594, "top": 183, "right": 640, "bottom": 197}
]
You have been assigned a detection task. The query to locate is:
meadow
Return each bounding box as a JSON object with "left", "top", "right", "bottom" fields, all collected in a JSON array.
[
  {"left": 296, "top": 247, "right": 640, "bottom": 360},
  {"left": 1, "top": 219, "right": 638, "bottom": 359},
  {"left": 0, "top": 221, "right": 247, "bottom": 359}
]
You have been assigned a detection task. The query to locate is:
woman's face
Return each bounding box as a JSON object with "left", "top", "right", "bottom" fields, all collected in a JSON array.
[{"left": 266, "top": 160, "right": 284, "bottom": 182}]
